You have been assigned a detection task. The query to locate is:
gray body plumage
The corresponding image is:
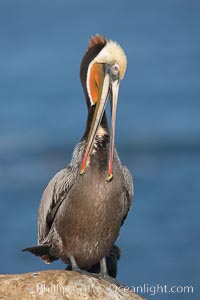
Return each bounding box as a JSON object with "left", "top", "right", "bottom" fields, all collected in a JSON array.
[{"left": 38, "top": 140, "right": 133, "bottom": 268}]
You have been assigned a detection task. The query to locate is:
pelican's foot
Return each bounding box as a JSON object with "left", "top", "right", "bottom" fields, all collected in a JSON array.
[
  {"left": 74, "top": 269, "right": 92, "bottom": 276},
  {"left": 67, "top": 256, "right": 124, "bottom": 287},
  {"left": 94, "top": 272, "right": 123, "bottom": 287}
]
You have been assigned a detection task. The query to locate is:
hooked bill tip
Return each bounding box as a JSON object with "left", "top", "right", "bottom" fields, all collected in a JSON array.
[
  {"left": 80, "top": 169, "right": 84, "bottom": 175},
  {"left": 106, "top": 173, "right": 113, "bottom": 182}
]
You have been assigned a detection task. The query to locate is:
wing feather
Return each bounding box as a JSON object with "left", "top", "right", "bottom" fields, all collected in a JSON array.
[
  {"left": 114, "top": 149, "right": 134, "bottom": 225},
  {"left": 38, "top": 167, "right": 75, "bottom": 244},
  {"left": 121, "top": 165, "right": 134, "bottom": 225},
  {"left": 38, "top": 142, "right": 84, "bottom": 244}
]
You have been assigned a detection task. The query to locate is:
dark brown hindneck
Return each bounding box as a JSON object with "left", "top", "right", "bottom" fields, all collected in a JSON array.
[
  {"left": 80, "top": 36, "right": 109, "bottom": 145},
  {"left": 80, "top": 37, "right": 107, "bottom": 109}
]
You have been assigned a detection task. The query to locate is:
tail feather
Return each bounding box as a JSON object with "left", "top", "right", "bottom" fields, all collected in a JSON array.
[
  {"left": 22, "top": 244, "right": 57, "bottom": 264},
  {"left": 22, "top": 244, "right": 50, "bottom": 256}
]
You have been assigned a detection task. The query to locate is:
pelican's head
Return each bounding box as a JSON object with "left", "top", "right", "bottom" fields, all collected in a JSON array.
[{"left": 80, "top": 35, "right": 127, "bottom": 181}]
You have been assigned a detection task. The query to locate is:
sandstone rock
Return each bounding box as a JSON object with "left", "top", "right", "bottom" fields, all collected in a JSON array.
[{"left": 0, "top": 270, "right": 145, "bottom": 300}]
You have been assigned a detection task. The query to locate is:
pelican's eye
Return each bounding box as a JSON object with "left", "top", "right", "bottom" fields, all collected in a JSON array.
[{"left": 111, "top": 64, "right": 120, "bottom": 80}]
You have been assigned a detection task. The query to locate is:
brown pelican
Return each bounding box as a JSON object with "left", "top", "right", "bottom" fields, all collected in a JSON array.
[{"left": 23, "top": 35, "right": 133, "bottom": 279}]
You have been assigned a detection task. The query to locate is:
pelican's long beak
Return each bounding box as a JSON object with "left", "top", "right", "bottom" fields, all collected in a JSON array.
[
  {"left": 107, "top": 79, "right": 119, "bottom": 181},
  {"left": 80, "top": 64, "right": 120, "bottom": 181}
]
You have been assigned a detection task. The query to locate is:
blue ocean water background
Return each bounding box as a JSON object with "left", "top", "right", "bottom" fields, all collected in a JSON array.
[{"left": 0, "top": 1, "right": 200, "bottom": 299}]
